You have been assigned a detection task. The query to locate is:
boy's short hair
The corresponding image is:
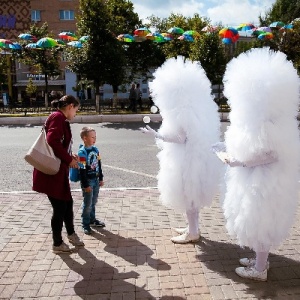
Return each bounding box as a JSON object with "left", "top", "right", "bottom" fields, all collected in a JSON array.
[{"left": 80, "top": 126, "right": 96, "bottom": 139}]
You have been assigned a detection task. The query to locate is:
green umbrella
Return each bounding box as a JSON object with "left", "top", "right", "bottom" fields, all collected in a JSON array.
[{"left": 36, "top": 37, "right": 58, "bottom": 48}]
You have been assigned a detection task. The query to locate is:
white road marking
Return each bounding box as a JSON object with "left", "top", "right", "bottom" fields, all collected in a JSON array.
[{"left": 103, "top": 164, "right": 157, "bottom": 179}]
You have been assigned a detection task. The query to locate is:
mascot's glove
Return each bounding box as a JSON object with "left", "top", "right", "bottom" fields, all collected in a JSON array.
[
  {"left": 139, "top": 125, "right": 162, "bottom": 139},
  {"left": 225, "top": 158, "right": 245, "bottom": 167}
]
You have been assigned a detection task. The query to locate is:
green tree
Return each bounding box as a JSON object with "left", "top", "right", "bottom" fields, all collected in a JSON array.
[
  {"left": 190, "top": 31, "right": 226, "bottom": 85},
  {"left": 257, "top": 0, "right": 300, "bottom": 73},
  {"left": 259, "top": 0, "right": 300, "bottom": 25},
  {"left": 16, "top": 23, "right": 62, "bottom": 107},
  {"left": 106, "top": 0, "right": 165, "bottom": 90}
]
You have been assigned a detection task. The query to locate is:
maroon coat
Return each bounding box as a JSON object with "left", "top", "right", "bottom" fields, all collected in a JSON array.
[{"left": 32, "top": 111, "right": 73, "bottom": 200}]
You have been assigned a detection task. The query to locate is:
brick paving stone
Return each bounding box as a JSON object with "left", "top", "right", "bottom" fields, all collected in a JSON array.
[{"left": 1, "top": 190, "right": 300, "bottom": 299}]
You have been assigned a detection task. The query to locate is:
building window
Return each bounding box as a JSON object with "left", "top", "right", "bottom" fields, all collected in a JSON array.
[
  {"left": 31, "top": 10, "right": 41, "bottom": 22},
  {"left": 59, "top": 10, "right": 74, "bottom": 20}
]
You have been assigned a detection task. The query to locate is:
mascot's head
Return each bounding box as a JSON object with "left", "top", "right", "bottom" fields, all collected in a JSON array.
[
  {"left": 223, "top": 47, "right": 299, "bottom": 127},
  {"left": 149, "top": 56, "right": 213, "bottom": 115}
]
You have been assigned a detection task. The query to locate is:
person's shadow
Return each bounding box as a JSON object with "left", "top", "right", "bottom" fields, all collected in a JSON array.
[
  {"left": 59, "top": 247, "right": 155, "bottom": 299},
  {"left": 59, "top": 247, "right": 184, "bottom": 299},
  {"left": 196, "top": 237, "right": 300, "bottom": 299},
  {"left": 92, "top": 228, "right": 171, "bottom": 271}
]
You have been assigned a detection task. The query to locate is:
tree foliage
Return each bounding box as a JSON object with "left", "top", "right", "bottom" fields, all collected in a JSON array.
[
  {"left": 190, "top": 31, "right": 226, "bottom": 85},
  {"left": 260, "top": 0, "right": 300, "bottom": 25}
]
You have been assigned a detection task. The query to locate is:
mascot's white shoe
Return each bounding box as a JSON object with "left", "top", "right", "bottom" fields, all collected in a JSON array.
[
  {"left": 235, "top": 266, "right": 267, "bottom": 281},
  {"left": 239, "top": 258, "right": 270, "bottom": 270},
  {"left": 171, "top": 232, "right": 200, "bottom": 244},
  {"left": 173, "top": 227, "right": 188, "bottom": 234}
]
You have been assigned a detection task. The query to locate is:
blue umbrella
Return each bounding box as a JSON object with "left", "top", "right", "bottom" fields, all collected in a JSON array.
[
  {"left": 9, "top": 42, "right": 22, "bottom": 50},
  {"left": 67, "top": 41, "right": 83, "bottom": 48}
]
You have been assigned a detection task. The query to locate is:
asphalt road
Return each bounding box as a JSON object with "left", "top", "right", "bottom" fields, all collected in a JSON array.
[{"left": 0, "top": 121, "right": 228, "bottom": 193}]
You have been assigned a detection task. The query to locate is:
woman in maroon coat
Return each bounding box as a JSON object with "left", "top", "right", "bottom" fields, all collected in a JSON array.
[{"left": 33, "top": 95, "right": 84, "bottom": 253}]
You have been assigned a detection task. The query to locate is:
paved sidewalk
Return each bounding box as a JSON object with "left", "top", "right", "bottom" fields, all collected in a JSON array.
[{"left": 0, "top": 189, "right": 300, "bottom": 299}]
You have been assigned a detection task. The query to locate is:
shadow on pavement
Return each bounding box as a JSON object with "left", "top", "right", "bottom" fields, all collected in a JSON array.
[
  {"left": 59, "top": 247, "right": 155, "bottom": 299},
  {"left": 93, "top": 228, "right": 171, "bottom": 271},
  {"left": 101, "top": 121, "right": 161, "bottom": 132},
  {"left": 196, "top": 237, "right": 300, "bottom": 299}
]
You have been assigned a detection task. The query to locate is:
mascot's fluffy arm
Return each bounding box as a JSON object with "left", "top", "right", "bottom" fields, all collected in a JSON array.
[
  {"left": 212, "top": 142, "right": 277, "bottom": 167},
  {"left": 140, "top": 125, "right": 186, "bottom": 144},
  {"left": 226, "top": 151, "right": 278, "bottom": 167}
]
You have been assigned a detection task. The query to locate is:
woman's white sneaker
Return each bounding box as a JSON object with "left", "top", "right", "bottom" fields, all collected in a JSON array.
[{"left": 235, "top": 266, "right": 267, "bottom": 281}]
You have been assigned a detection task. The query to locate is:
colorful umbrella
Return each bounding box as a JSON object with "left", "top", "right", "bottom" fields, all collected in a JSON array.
[
  {"left": 36, "top": 37, "right": 58, "bottom": 48},
  {"left": 67, "top": 41, "right": 83, "bottom": 48},
  {"left": 219, "top": 27, "right": 239, "bottom": 43},
  {"left": 25, "top": 43, "right": 41, "bottom": 49},
  {"left": 55, "top": 39, "right": 66, "bottom": 45},
  {"left": 256, "top": 26, "right": 272, "bottom": 33},
  {"left": 258, "top": 32, "right": 274, "bottom": 40},
  {"left": 161, "top": 32, "right": 173, "bottom": 41},
  {"left": 9, "top": 42, "right": 22, "bottom": 50},
  {"left": 79, "top": 35, "right": 90, "bottom": 43},
  {"left": 18, "top": 33, "right": 37, "bottom": 41},
  {"left": 145, "top": 33, "right": 165, "bottom": 43},
  {"left": 58, "top": 32, "right": 78, "bottom": 41},
  {"left": 133, "top": 27, "right": 151, "bottom": 37},
  {"left": 178, "top": 35, "right": 194, "bottom": 42},
  {"left": 183, "top": 30, "right": 200, "bottom": 38},
  {"left": 167, "top": 27, "right": 184, "bottom": 34},
  {"left": 269, "top": 21, "right": 285, "bottom": 29},
  {"left": 0, "top": 39, "right": 13, "bottom": 48},
  {"left": 281, "top": 24, "right": 293, "bottom": 30},
  {"left": 236, "top": 23, "right": 255, "bottom": 31},
  {"left": 117, "top": 34, "right": 135, "bottom": 42}
]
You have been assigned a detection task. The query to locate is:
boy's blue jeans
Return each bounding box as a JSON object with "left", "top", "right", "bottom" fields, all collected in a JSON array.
[{"left": 81, "top": 178, "right": 99, "bottom": 230}]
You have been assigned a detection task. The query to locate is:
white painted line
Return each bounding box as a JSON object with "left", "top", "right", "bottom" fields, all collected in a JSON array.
[
  {"left": 103, "top": 164, "right": 157, "bottom": 179},
  {"left": 0, "top": 187, "right": 158, "bottom": 194}
]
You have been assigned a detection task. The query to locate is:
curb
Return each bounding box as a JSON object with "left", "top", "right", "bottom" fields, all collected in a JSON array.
[
  {"left": 0, "top": 113, "right": 163, "bottom": 125},
  {"left": 0, "top": 113, "right": 229, "bottom": 125}
]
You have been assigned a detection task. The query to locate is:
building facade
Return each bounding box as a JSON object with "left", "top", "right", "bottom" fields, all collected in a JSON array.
[{"left": 0, "top": 0, "right": 79, "bottom": 103}]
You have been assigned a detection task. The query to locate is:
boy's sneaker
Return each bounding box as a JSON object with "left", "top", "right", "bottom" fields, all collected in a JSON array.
[
  {"left": 173, "top": 227, "right": 188, "bottom": 234},
  {"left": 90, "top": 219, "right": 105, "bottom": 227},
  {"left": 235, "top": 266, "right": 267, "bottom": 281},
  {"left": 68, "top": 232, "right": 85, "bottom": 246},
  {"left": 52, "top": 241, "right": 73, "bottom": 254},
  {"left": 83, "top": 227, "right": 92, "bottom": 235},
  {"left": 239, "top": 258, "right": 270, "bottom": 270}
]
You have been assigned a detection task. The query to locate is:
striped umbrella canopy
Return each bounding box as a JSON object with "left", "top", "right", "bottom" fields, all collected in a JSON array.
[
  {"left": 133, "top": 27, "right": 151, "bottom": 37},
  {"left": 36, "top": 37, "right": 58, "bottom": 48},
  {"left": 25, "top": 43, "right": 41, "bottom": 49},
  {"left": 183, "top": 30, "right": 200, "bottom": 38},
  {"left": 236, "top": 23, "right": 255, "bottom": 31},
  {"left": 79, "top": 35, "right": 90, "bottom": 43},
  {"left": 269, "top": 21, "right": 285, "bottom": 29},
  {"left": 178, "top": 34, "right": 194, "bottom": 42},
  {"left": 0, "top": 38, "right": 13, "bottom": 49},
  {"left": 18, "top": 33, "right": 37, "bottom": 41},
  {"left": 161, "top": 32, "right": 173, "bottom": 41},
  {"left": 258, "top": 32, "right": 274, "bottom": 40},
  {"left": 167, "top": 27, "right": 184, "bottom": 34},
  {"left": 117, "top": 34, "right": 135, "bottom": 42},
  {"left": 67, "top": 41, "right": 83, "bottom": 48},
  {"left": 58, "top": 32, "right": 78, "bottom": 41},
  {"left": 219, "top": 27, "right": 239, "bottom": 43}
]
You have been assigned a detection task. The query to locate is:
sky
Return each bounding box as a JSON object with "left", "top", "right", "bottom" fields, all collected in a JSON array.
[{"left": 130, "top": 0, "right": 276, "bottom": 27}]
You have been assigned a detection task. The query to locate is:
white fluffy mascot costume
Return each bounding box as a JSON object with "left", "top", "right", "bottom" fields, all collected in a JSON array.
[
  {"left": 141, "top": 56, "right": 222, "bottom": 243},
  {"left": 221, "top": 48, "right": 300, "bottom": 281}
]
